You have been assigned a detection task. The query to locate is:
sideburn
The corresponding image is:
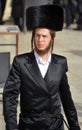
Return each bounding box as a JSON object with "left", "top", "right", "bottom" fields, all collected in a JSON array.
[{"left": 31, "top": 31, "right": 35, "bottom": 51}]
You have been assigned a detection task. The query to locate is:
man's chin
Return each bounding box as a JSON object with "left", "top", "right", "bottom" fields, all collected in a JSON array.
[
  {"left": 36, "top": 48, "right": 44, "bottom": 52},
  {"left": 36, "top": 49, "right": 48, "bottom": 55}
]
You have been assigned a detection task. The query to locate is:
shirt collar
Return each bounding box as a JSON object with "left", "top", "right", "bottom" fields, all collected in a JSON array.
[{"left": 34, "top": 50, "right": 51, "bottom": 65}]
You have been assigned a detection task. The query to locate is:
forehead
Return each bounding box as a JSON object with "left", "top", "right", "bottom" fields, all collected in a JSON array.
[{"left": 35, "top": 28, "right": 50, "bottom": 35}]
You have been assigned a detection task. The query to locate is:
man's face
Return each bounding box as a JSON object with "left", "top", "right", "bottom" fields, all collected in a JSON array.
[{"left": 34, "top": 28, "right": 52, "bottom": 54}]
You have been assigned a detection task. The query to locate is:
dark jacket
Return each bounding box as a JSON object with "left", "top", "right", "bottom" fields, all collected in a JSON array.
[
  {"left": 3, "top": 51, "right": 80, "bottom": 130},
  {"left": 77, "top": 0, "right": 82, "bottom": 13},
  {"left": 11, "top": 0, "right": 23, "bottom": 17},
  {"left": 0, "top": 0, "right": 6, "bottom": 19}
]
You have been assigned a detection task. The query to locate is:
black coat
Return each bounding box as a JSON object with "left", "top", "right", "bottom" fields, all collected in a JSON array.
[
  {"left": 0, "top": 0, "right": 6, "bottom": 19},
  {"left": 77, "top": 0, "right": 82, "bottom": 13},
  {"left": 3, "top": 51, "right": 80, "bottom": 130},
  {"left": 11, "top": 0, "right": 23, "bottom": 17}
]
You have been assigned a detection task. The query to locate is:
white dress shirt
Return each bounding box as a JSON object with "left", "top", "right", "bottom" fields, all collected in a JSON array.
[{"left": 34, "top": 50, "right": 51, "bottom": 78}]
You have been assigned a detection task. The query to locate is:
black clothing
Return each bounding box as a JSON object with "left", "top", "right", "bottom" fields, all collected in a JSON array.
[
  {"left": 0, "top": 0, "right": 6, "bottom": 24},
  {"left": 11, "top": 0, "right": 23, "bottom": 17},
  {"left": 3, "top": 51, "right": 80, "bottom": 130},
  {"left": 53, "top": 0, "right": 62, "bottom": 5},
  {"left": 11, "top": 0, "right": 23, "bottom": 30},
  {"left": 74, "top": 0, "right": 82, "bottom": 30}
]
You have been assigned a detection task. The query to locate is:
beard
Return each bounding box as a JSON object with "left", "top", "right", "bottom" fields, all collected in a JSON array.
[{"left": 34, "top": 42, "right": 52, "bottom": 56}]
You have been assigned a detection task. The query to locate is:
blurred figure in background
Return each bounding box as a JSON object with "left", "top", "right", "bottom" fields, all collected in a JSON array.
[
  {"left": 0, "top": 0, "right": 6, "bottom": 24},
  {"left": 63, "top": 0, "right": 72, "bottom": 29},
  {"left": 53, "top": 0, "right": 62, "bottom": 5},
  {"left": 74, "top": 0, "right": 82, "bottom": 30},
  {"left": 69, "top": 0, "right": 78, "bottom": 24},
  {"left": 11, "top": 0, "right": 23, "bottom": 31},
  {"left": 63, "top": 0, "right": 78, "bottom": 29}
]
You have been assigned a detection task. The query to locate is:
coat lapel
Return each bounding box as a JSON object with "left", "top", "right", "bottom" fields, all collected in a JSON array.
[
  {"left": 44, "top": 60, "right": 56, "bottom": 84},
  {"left": 24, "top": 52, "right": 50, "bottom": 94},
  {"left": 44, "top": 54, "right": 61, "bottom": 85}
]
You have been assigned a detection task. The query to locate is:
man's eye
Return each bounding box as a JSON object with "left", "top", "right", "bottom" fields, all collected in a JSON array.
[
  {"left": 35, "top": 34, "right": 47, "bottom": 38},
  {"left": 36, "top": 34, "right": 40, "bottom": 37}
]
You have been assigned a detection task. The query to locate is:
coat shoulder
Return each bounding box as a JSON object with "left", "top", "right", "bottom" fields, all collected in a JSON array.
[
  {"left": 13, "top": 52, "right": 33, "bottom": 63},
  {"left": 52, "top": 53, "right": 67, "bottom": 63},
  {"left": 52, "top": 53, "right": 68, "bottom": 72},
  {"left": 14, "top": 52, "right": 32, "bottom": 59}
]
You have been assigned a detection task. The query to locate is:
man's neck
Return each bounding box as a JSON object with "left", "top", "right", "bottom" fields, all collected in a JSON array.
[{"left": 34, "top": 50, "right": 51, "bottom": 62}]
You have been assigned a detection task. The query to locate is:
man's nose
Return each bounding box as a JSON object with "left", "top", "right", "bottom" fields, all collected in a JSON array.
[{"left": 38, "top": 35, "right": 43, "bottom": 41}]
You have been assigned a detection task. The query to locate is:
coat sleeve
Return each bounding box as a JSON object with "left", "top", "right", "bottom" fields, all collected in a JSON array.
[
  {"left": 59, "top": 73, "right": 81, "bottom": 130},
  {"left": 3, "top": 56, "right": 21, "bottom": 130}
]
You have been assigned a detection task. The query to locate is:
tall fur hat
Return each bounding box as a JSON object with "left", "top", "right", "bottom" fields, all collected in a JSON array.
[{"left": 26, "top": 4, "right": 64, "bottom": 31}]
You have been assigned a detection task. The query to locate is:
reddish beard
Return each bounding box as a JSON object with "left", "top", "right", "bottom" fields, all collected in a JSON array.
[{"left": 34, "top": 42, "right": 52, "bottom": 56}]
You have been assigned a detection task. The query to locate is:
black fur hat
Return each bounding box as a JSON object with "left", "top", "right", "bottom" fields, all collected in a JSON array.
[{"left": 26, "top": 4, "right": 64, "bottom": 31}]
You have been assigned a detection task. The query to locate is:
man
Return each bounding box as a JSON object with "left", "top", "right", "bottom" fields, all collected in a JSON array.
[
  {"left": 74, "top": 0, "right": 82, "bottom": 30},
  {"left": 3, "top": 4, "right": 80, "bottom": 130},
  {"left": 11, "top": 0, "right": 23, "bottom": 31}
]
